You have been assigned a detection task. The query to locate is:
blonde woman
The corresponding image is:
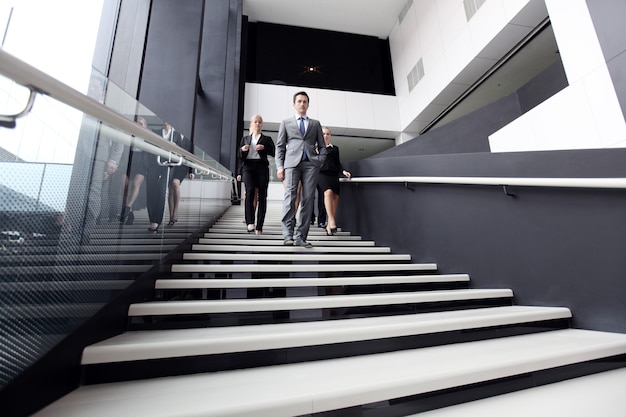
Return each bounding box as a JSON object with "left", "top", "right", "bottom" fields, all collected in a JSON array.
[
  {"left": 317, "top": 127, "right": 351, "bottom": 235},
  {"left": 238, "top": 115, "right": 275, "bottom": 234}
]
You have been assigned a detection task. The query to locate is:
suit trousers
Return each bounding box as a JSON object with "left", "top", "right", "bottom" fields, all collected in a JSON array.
[
  {"left": 282, "top": 159, "right": 320, "bottom": 241},
  {"left": 242, "top": 160, "right": 270, "bottom": 231}
]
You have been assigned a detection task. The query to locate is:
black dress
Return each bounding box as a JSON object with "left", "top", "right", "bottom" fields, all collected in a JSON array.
[{"left": 318, "top": 144, "right": 344, "bottom": 195}]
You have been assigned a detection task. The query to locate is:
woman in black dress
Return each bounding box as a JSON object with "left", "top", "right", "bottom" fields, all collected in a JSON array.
[
  {"left": 167, "top": 132, "right": 194, "bottom": 226},
  {"left": 317, "top": 127, "right": 351, "bottom": 236}
]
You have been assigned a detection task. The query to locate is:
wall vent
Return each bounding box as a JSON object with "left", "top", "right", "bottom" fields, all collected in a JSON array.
[
  {"left": 464, "top": 0, "right": 487, "bottom": 21},
  {"left": 398, "top": 0, "right": 413, "bottom": 24},
  {"left": 407, "top": 58, "right": 424, "bottom": 92}
]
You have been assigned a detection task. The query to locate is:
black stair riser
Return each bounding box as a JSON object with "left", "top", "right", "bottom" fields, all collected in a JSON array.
[
  {"left": 310, "top": 354, "right": 626, "bottom": 417},
  {"left": 82, "top": 319, "right": 571, "bottom": 385},
  {"left": 153, "top": 281, "right": 470, "bottom": 301},
  {"left": 170, "top": 270, "right": 440, "bottom": 279},
  {"left": 128, "top": 298, "right": 513, "bottom": 330}
]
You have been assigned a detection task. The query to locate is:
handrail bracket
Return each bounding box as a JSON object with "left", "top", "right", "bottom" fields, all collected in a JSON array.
[
  {"left": 0, "top": 87, "right": 37, "bottom": 129},
  {"left": 502, "top": 185, "right": 516, "bottom": 197}
]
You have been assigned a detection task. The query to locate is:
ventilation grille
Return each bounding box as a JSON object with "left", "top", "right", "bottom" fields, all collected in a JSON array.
[
  {"left": 464, "top": 0, "right": 487, "bottom": 21},
  {"left": 398, "top": 0, "right": 413, "bottom": 24},
  {"left": 407, "top": 58, "right": 424, "bottom": 92}
]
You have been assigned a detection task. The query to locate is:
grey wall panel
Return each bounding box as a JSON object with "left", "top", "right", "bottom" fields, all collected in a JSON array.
[
  {"left": 92, "top": 0, "right": 120, "bottom": 76},
  {"left": 340, "top": 148, "right": 626, "bottom": 333},
  {"left": 586, "top": 0, "right": 626, "bottom": 121},
  {"left": 193, "top": 0, "right": 242, "bottom": 171},
  {"left": 139, "top": 0, "right": 203, "bottom": 138},
  {"left": 109, "top": 0, "right": 150, "bottom": 98}
]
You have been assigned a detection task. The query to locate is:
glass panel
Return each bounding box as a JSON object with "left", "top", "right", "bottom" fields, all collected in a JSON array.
[{"left": 0, "top": 68, "right": 232, "bottom": 388}]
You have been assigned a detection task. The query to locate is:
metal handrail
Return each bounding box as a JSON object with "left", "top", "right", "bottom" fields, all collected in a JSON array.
[
  {"left": 341, "top": 176, "right": 626, "bottom": 189},
  {"left": 0, "top": 49, "right": 232, "bottom": 180}
]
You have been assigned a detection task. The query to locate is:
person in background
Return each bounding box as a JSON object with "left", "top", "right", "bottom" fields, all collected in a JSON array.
[
  {"left": 238, "top": 114, "right": 275, "bottom": 234},
  {"left": 167, "top": 132, "right": 194, "bottom": 226},
  {"left": 145, "top": 122, "right": 177, "bottom": 233},
  {"left": 317, "top": 126, "right": 351, "bottom": 236},
  {"left": 120, "top": 115, "right": 149, "bottom": 225},
  {"left": 275, "top": 91, "right": 327, "bottom": 247}
]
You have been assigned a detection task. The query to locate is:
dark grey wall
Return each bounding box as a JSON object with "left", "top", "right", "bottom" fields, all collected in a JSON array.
[
  {"left": 194, "top": 0, "right": 243, "bottom": 170},
  {"left": 586, "top": 0, "right": 626, "bottom": 121},
  {"left": 109, "top": 0, "right": 149, "bottom": 98},
  {"left": 341, "top": 148, "right": 626, "bottom": 333},
  {"left": 139, "top": 0, "right": 203, "bottom": 139},
  {"left": 117, "top": 0, "right": 242, "bottom": 171}
]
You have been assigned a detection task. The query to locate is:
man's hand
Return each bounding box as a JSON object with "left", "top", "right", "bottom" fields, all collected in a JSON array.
[{"left": 277, "top": 168, "right": 285, "bottom": 182}]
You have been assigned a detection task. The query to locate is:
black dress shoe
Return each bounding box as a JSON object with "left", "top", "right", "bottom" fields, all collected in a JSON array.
[
  {"left": 125, "top": 211, "right": 134, "bottom": 225},
  {"left": 295, "top": 240, "right": 313, "bottom": 248}
]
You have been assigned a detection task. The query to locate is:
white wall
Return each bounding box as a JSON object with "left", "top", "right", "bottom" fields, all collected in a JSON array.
[
  {"left": 243, "top": 83, "right": 400, "bottom": 138},
  {"left": 489, "top": 0, "right": 626, "bottom": 152},
  {"left": 242, "top": 0, "right": 626, "bottom": 155},
  {"left": 388, "top": 0, "right": 540, "bottom": 135}
]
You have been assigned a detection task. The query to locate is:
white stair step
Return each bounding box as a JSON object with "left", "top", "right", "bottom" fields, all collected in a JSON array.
[
  {"left": 128, "top": 288, "right": 512, "bottom": 316},
  {"left": 82, "top": 306, "right": 571, "bottom": 364},
  {"left": 412, "top": 366, "right": 626, "bottom": 417},
  {"left": 37, "top": 329, "right": 626, "bottom": 417},
  {"left": 182, "top": 252, "right": 411, "bottom": 262},
  {"left": 191, "top": 243, "right": 391, "bottom": 253},
  {"left": 197, "top": 238, "right": 376, "bottom": 246},
  {"left": 155, "top": 274, "right": 470, "bottom": 289},
  {"left": 202, "top": 232, "right": 362, "bottom": 240},
  {"left": 208, "top": 227, "right": 347, "bottom": 235},
  {"left": 170, "top": 262, "right": 437, "bottom": 273}
]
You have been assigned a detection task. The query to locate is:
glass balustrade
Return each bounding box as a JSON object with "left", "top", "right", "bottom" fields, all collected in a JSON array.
[{"left": 0, "top": 68, "right": 233, "bottom": 388}]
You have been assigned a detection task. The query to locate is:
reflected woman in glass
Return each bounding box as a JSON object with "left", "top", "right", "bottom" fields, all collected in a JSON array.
[{"left": 167, "top": 132, "right": 194, "bottom": 226}]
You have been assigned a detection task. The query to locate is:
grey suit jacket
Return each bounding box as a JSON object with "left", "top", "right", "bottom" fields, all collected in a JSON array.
[{"left": 276, "top": 116, "right": 327, "bottom": 169}]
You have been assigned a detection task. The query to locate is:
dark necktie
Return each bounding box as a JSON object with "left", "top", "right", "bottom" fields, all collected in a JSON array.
[
  {"left": 299, "top": 117, "right": 307, "bottom": 160},
  {"left": 299, "top": 117, "right": 305, "bottom": 136}
]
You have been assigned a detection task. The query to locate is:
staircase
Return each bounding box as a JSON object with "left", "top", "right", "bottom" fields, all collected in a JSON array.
[{"left": 33, "top": 202, "right": 626, "bottom": 416}]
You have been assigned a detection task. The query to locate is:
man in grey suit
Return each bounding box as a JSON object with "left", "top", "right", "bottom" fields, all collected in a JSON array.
[{"left": 276, "top": 91, "right": 327, "bottom": 247}]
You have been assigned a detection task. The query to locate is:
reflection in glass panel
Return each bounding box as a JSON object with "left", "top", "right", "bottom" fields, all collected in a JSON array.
[{"left": 0, "top": 69, "right": 233, "bottom": 388}]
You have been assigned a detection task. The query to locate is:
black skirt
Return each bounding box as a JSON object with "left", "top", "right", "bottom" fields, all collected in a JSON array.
[{"left": 318, "top": 171, "right": 341, "bottom": 195}]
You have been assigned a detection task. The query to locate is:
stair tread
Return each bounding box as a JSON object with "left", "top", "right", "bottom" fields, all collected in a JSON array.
[
  {"left": 192, "top": 244, "right": 391, "bottom": 253},
  {"left": 128, "top": 288, "right": 513, "bottom": 316},
  {"left": 203, "top": 232, "right": 363, "bottom": 240},
  {"left": 170, "top": 262, "right": 437, "bottom": 273},
  {"left": 197, "top": 238, "right": 376, "bottom": 246},
  {"left": 182, "top": 253, "right": 410, "bottom": 261},
  {"left": 408, "top": 366, "right": 626, "bottom": 417},
  {"left": 39, "top": 329, "right": 626, "bottom": 417},
  {"left": 82, "top": 306, "right": 571, "bottom": 364},
  {"left": 155, "top": 273, "right": 470, "bottom": 288}
]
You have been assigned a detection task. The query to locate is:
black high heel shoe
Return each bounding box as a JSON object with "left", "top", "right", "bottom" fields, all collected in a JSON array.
[
  {"left": 120, "top": 206, "right": 131, "bottom": 224},
  {"left": 326, "top": 226, "right": 333, "bottom": 236},
  {"left": 167, "top": 219, "right": 177, "bottom": 226},
  {"left": 125, "top": 211, "right": 134, "bottom": 225},
  {"left": 330, "top": 227, "right": 337, "bottom": 235}
]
